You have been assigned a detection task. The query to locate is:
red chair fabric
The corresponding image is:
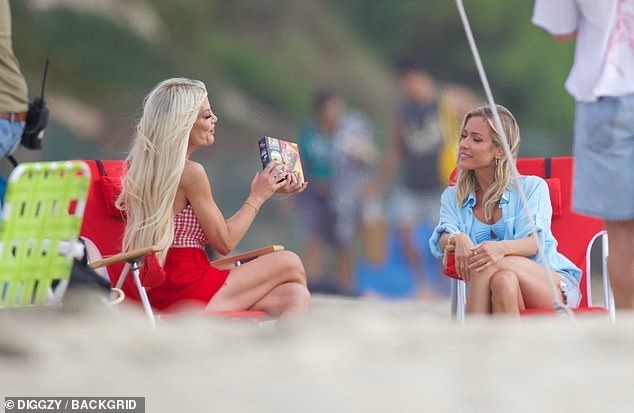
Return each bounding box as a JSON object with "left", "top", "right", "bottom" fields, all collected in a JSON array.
[
  {"left": 443, "top": 251, "right": 461, "bottom": 280},
  {"left": 79, "top": 160, "right": 135, "bottom": 297},
  {"left": 445, "top": 157, "right": 606, "bottom": 312},
  {"left": 139, "top": 252, "right": 167, "bottom": 288},
  {"left": 81, "top": 160, "right": 167, "bottom": 295}
]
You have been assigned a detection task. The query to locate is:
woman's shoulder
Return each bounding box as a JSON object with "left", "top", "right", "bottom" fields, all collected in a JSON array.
[
  {"left": 440, "top": 185, "right": 458, "bottom": 203},
  {"left": 442, "top": 185, "right": 458, "bottom": 195},
  {"left": 515, "top": 175, "right": 549, "bottom": 199},
  {"left": 518, "top": 174, "right": 547, "bottom": 189},
  {"left": 181, "top": 160, "right": 208, "bottom": 188},
  {"left": 183, "top": 160, "right": 206, "bottom": 174}
]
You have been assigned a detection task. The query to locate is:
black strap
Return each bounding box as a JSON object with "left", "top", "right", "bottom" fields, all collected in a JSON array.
[
  {"left": 545, "top": 157, "right": 552, "bottom": 179},
  {"left": 6, "top": 155, "right": 18, "bottom": 168},
  {"left": 95, "top": 159, "right": 108, "bottom": 177}
]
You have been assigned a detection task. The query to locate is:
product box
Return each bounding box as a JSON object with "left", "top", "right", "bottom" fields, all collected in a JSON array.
[{"left": 258, "top": 136, "right": 304, "bottom": 181}]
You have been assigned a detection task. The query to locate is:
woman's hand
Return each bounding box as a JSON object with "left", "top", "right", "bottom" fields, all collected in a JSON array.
[
  {"left": 453, "top": 233, "right": 475, "bottom": 281},
  {"left": 248, "top": 162, "right": 287, "bottom": 206},
  {"left": 468, "top": 241, "right": 506, "bottom": 274},
  {"left": 276, "top": 169, "right": 308, "bottom": 194}
]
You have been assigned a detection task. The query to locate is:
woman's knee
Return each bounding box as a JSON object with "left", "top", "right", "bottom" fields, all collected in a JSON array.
[
  {"left": 270, "top": 282, "right": 311, "bottom": 314},
  {"left": 271, "top": 250, "right": 307, "bottom": 285},
  {"left": 286, "top": 282, "right": 311, "bottom": 311},
  {"left": 489, "top": 270, "right": 519, "bottom": 299}
]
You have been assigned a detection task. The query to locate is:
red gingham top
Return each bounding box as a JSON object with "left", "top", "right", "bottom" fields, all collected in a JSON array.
[{"left": 173, "top": 204, "right": 207, "bottom": 249}]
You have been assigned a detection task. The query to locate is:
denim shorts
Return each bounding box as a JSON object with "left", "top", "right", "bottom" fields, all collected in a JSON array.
[
  {"left": 0, "top": 118, "right": 24, "bottom": 158},
  {"left": 573, "top": 94, "right": 634, "bottom": 220},
  {"left": 298, "top": 188, "right": 340, "bottom": 245},
  {"left": 558, "top": 273, "right": 581, "bottom": 308},
  {"left": 0, "top": 119, "right": 24, "bottom": 203}
]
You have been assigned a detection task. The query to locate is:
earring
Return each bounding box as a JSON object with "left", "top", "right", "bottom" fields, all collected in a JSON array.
[{"left": 495, "top": 158, "right": 500, "bottom": 167}]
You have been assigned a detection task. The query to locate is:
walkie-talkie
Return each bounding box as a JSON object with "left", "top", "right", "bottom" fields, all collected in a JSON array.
[{"left": 21, "top": 58, "right": 50, "bottom": 150}]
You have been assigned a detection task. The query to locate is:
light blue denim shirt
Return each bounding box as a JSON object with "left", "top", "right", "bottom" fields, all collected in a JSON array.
[{"left": 429, "top": 175, "right": 581, "bottom": 283}]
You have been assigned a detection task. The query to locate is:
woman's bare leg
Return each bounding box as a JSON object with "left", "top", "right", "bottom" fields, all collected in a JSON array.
[
  {"left": 467, "top": 256, "right": 564, "bottom": 315},
  {"left": 489, "top": 270, "right": 524, "bottom": 315},
  {"left": 207, "top": 250, "right": 310, "bottom": 317},
  {"left": 494, "top": 256, "right": 564, "bottom": 309},
  {"left": 248, "top": 282, "right": 311, "bottom": 323},
  {"left": 466, "top": 270, "right": 496, "bottom": 314}
]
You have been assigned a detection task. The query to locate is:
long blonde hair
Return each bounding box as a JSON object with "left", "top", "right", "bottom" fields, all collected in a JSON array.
[
  {"left": 118, "top": 78, "right": 208, "bottom": 263},
  {"left": 455, "top": 105, "right": 520, "bottom": 222}
]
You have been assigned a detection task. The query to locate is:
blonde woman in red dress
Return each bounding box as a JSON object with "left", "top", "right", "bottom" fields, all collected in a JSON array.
[{"left": 118, "top": 78, "right": 310, "bottom": 321}]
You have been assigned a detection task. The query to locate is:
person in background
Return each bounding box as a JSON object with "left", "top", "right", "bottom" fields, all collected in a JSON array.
[
  {"left": 118, "top": 78, "right": 310, "bottom": 322},
  {"left": 297, "top": 90, "right": 376, "bottom": 295},
  {"left": 429, "top": 105, "right": 581, "bottom": 315},
  {"left": 0, "top": 0, "right": 29, "bottom": 201},
  {"left": 367, "top": 57, "right": 475, "bottom": 297},
  {"left": 533, "top": 0, "right": 634, "bottom": 309},
  {"left": 331, "top": 108, "right": 378, "bottom": 285}
]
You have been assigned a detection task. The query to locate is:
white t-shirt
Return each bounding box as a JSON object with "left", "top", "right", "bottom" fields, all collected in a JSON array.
[{"left": 532, "top": 0, "right": 634, "bottom": 102}]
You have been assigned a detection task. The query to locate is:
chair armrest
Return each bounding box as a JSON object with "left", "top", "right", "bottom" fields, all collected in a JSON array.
[
  {"left": 89, "top": 245, "right": 162, "bottom": 269},
  {"left": 442, "top": 250, "right": 462, "bottom": 280},
  {"left": 109, "top": 287, "right": 126, "bottom": 306},
  {"left": 211, "top": 245, "right": 284, "bottom": 268}
]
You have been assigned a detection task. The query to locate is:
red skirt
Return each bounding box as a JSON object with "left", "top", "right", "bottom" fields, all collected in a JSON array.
[{"left": 147, "top": 247, "right": 230, "bottom": 312}]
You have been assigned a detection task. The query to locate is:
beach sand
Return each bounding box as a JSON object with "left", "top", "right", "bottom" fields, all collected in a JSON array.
[{"left": 1, "top": 293, "right": 633, "bottom": 413}]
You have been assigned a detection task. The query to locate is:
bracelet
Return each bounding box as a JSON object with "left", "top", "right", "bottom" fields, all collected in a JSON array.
[
  {"left": 244, "top": 201, "right": 260, "bottom": 213},
  {"left": 446, "top": 232, "right": 458, "bottom": 250}
]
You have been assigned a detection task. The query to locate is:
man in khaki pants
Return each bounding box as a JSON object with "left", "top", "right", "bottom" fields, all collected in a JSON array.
[{"left": 0, "top": 0, "right": 29, "bottom": 200}]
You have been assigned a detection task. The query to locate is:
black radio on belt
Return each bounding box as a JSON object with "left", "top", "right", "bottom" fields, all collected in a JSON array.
[{"left": 21, "top": 59, "right": 50, "bottom": 150}]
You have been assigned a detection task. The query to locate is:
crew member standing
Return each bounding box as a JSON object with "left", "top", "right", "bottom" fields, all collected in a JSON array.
[{"left": 0, "top": 0, "right": 29, "bottom": 199}]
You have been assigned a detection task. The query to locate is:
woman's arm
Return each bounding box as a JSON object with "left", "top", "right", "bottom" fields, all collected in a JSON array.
[
  {"left": 444, "top": 232, "right": 476, "bottom": 280},
  {"left": 495, "top": 234, "right": 539, "bottom": 257},
  {"left": 182, "top": 161, "right": 285, "bottom": 255},
  {"left": 438, "top": 231, "right": 473, "bottom": 256},
  {"left": 429, "top": 187, "right": 462, "bottom": 258},
  {"left": 437, "top": 231, "right": 452, "bottom": 254},
  {"left": 468, "top": 234, "right": 538, "bottom": 274}
]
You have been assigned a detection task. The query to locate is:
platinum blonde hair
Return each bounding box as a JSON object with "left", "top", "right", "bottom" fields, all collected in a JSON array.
[
  {"left": 118, "top": 78, "right": 208, "bottom": 263},
  {"left": 455, "top": 104, "right": 520, "bottom": 222}
]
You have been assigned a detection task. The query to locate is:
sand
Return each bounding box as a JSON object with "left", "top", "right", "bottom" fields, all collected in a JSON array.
[{"left": 1, "top": 293, "right": 633, "bottom": 413}]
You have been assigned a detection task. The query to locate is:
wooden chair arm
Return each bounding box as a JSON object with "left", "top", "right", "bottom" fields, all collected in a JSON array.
[
  {"left": 211, "top": 245, "right": 284, "bottom": 268},
  {"left": 89, "top": 245, "right": 162, "bottom": 269}
]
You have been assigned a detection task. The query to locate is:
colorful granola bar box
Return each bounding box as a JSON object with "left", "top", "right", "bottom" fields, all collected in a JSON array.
[{"left": 258, "top": 136, "right": 304, "bottom": 181}]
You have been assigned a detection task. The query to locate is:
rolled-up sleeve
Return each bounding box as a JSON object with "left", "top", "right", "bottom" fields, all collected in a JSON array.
[
  {"left": 429, "top": 187, "right": 462, "bottom": 259},
  {"left": 532, "top": 0, "right": 579, "bottom": 35}
]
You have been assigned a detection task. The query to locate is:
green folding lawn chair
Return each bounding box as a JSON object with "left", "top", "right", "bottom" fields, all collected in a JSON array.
[{"left": 0, "top": 161, "right": 90, "bottom": 308}]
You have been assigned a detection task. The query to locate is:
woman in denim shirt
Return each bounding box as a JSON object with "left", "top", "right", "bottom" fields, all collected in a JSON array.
[{"left": 429, "top": 105, "right": 581, "bottom": 315}]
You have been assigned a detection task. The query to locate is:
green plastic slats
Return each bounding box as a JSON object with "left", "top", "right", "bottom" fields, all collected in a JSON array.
[{"left": 0, "top": 161, "right": 90, "bottom": 307}]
